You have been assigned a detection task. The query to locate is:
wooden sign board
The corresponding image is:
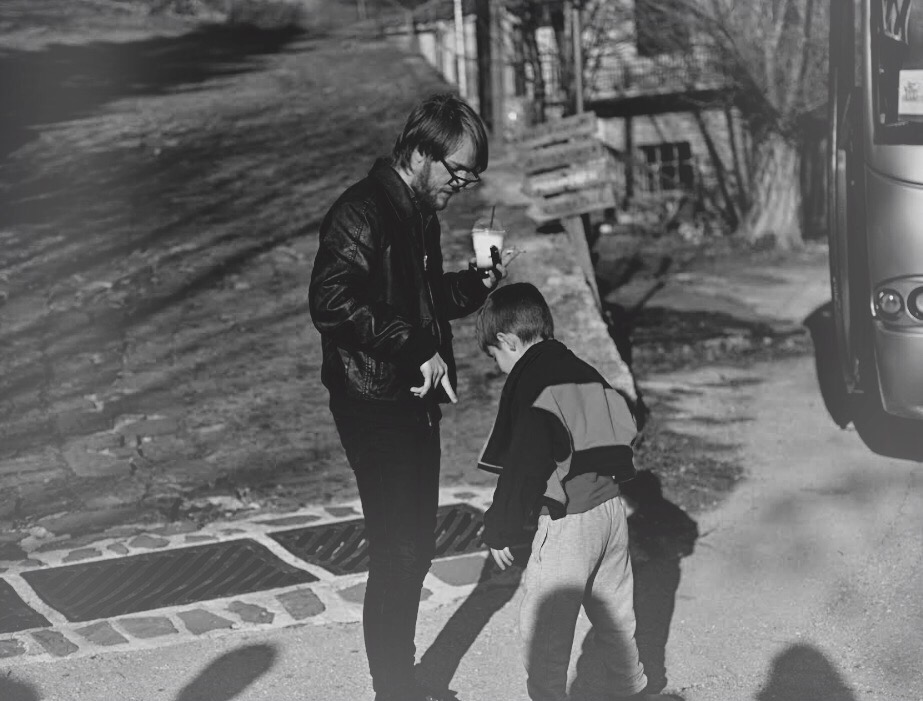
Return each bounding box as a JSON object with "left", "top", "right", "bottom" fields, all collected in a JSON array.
[
  {"left": 521, "top": 137, "right": 607, "bottom": 175},
  {"left": 517, "top": 112, "right": 597, "bottom": 149},
  {"left": 526, "top": 184, "right": 618, "bottom": 223},
  {"left": 523, "top": 158, "right": 616, "bottom": 198}
]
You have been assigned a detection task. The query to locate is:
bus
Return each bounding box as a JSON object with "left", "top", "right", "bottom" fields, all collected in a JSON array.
[{"left": 828, "top": 0, "right": 923, "bottom": 422}]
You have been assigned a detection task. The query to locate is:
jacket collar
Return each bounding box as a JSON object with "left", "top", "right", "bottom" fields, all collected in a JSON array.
[
  {"left": 502, "top": 339, "right": 565, "bottom": 398},
  {"left": 369, "top": 157, "right": 419, "bottom": 223}
]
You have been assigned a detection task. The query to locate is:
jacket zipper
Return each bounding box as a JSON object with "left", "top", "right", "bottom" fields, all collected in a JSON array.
[{"left": 420, "top": 212, "right": 440, "bottom": 346}]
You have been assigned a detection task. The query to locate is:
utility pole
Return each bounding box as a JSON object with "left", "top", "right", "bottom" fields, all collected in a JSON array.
[
  {"left": 357, "top": 0, "right": 367, "bottom": 22},
  {"left": 476, "top": 0, "right": 506, "bottom": 135},
  {"left": 572, "top": 1, "right": 584, "bottom": 113},
  {"left": 454, "top": 0, "right": 468, "bottom": 99}
]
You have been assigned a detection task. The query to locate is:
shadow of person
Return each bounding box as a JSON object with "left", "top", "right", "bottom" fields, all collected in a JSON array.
[
  {"left": 415, "top": 551, "right": 525, "bottom": 700},
  {"left": 174, "top": 643, "right": 277, "bottom": 701},
  {"left": 756, "top": 643, "right": 858, "bottom": 701},
  {"left": 608, "top": 470, "right": 698, "bottom": 695},
  {"left": 0, "top": 677, "right": 40, "bottom": 701}
]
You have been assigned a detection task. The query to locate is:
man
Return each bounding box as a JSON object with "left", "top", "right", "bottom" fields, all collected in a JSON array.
[{"left": 309, "top": 94, "right": 506, "bottom": 701}]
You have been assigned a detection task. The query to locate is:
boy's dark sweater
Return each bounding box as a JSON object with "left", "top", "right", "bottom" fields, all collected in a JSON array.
[{"left": 477, "top": 339, "right": 637, "bottom": 549}]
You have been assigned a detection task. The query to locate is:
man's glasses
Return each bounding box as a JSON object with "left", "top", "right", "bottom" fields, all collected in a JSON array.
[{"left": 440, "top": 158, "right": 481, "bottom": 189}]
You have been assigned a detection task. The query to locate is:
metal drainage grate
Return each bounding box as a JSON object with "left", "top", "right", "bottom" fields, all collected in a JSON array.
[
  {"left": 0, "top": 578, "right": 51, "bottom": 633},
  {"left": 21, "top": 539, "right": 318, "bottom": 623},
  {"left": 270, "top": 503, "right": 485, "bottom": 576}
]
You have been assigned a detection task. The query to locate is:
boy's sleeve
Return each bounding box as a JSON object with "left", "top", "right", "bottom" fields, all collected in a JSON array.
[{"left": 482, "top": 406, "right": 563, "bottom": 549}]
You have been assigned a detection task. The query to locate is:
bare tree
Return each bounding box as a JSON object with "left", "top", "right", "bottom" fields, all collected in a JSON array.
[
  {"left": 660, "top": 0, "right": 830, "bottom": 248},
  {"left": 510, "top": 0, "right": 829, "bottom": 248}
]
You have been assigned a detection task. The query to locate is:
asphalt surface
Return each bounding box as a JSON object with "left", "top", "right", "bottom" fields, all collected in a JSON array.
[{"left": 2, "top": 355, "right": 922, "bottom": 701}]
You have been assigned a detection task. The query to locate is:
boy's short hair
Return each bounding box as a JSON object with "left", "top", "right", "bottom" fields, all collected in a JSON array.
[
  {"left": 392, "top": 93, "right": 489, "bottom": 174},
  {"left": 475, "top": 282, "right": 555, "bottom": 353}
]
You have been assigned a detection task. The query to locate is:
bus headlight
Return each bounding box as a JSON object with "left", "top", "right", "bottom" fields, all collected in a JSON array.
[
  {"left": 908, "top": 288, "right": 923, "bottom": 320},
  {"left": 875, "top": 288, "right": 904, "bottom": 318}
]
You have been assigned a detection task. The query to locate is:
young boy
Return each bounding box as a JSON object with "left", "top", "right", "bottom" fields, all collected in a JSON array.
[{"left": 475, "top": 282, "right": 666, "bottom": 701}]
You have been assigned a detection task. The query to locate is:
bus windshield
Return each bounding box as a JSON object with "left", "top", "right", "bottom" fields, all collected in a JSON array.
[{"left": 874, "top": 0, "right": 923, "bottom": 144}]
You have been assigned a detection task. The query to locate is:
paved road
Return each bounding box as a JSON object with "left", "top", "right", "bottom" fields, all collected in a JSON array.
[{"left": 2, "top": 355, "right": 921, "bottom": 701}]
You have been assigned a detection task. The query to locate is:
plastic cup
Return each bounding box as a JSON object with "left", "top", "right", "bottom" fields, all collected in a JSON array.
[{"left": 472, "top": 216, "right": 505, "bottom": 269}]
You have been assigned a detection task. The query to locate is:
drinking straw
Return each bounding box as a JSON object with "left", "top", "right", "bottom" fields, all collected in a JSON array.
[{"left": 489, "top": 205, "right": 496, "bottom": 229}]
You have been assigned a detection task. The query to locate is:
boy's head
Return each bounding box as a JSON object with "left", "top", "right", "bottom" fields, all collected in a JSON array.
[{"left": 475, "top": 283, "right": 554, "bottom": 374}]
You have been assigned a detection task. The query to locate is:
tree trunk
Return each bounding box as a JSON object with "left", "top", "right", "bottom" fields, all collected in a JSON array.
[{"left": 740, "top": 132, "right": 803, "bottom": 249}]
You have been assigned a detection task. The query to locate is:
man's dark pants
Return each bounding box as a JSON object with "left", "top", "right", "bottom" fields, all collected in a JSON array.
[{"left": 331, "top": 396, "right": 441, "bottom": 698}]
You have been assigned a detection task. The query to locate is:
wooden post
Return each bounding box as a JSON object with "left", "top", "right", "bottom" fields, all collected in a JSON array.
[
  {"left": 572, "top": 2, "right": 584, "bottom": 114},
  {"left": 490, "top": 0, "right": 506, "bottom": 139},
  {"left": 476, "top": 0, "right": 493, "bottom": 131},
  {"left": 454, "top": 0, "right": 468, "bottom": 98},
  {"left": 624, "top": 115, "right": 634, "bottom": 205},
  {"left": 562, "top": 215, "right": 602, "bottom": 312}
]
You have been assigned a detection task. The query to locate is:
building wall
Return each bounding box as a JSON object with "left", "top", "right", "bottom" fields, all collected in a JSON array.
[{"left": 598, "top": 106, "right": 749, "bottom": 199}]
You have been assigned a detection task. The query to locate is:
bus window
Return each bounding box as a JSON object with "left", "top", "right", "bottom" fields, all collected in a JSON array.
[{"left": 874, "top": 0, "right": 923, "bottom": 143}]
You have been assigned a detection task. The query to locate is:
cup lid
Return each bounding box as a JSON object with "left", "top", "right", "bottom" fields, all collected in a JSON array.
[{"left": 473, "top": 216, "right": 505, "bottom": 232}]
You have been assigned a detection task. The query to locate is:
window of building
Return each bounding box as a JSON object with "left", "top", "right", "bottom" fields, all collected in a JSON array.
[{"left": 639, "top": 141, "right": 695, "bottom": 192}]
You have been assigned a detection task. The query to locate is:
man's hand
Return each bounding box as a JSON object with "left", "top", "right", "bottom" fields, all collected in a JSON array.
[
  {"left": 411, "top": 352, "right": 458, "bottom": 403},
  {"left": 489, "top": 546, "right": 514, "bottom": 570},
  {"left": 478, "top": 248, "right": 520, "bottom": 289}
]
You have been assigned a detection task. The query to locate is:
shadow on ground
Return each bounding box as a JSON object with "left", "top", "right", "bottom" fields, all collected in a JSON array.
[
  {"left": 755, "top": 643, "right": 857, "bottom": 701},
  {"left": 416, "top": 556, "right": 525, "bottom": 699},
  {"left": 571, "top": 470, "right": 697, "bottom": 698},
  {"left": 804, "top": 302, "right": 923, "bottom": 461},
  {"left": 0, "top": 23, "right": 306, "bottom": 158},
  {"left": 0, "top": 677, "right": 40, "bottom": 701},
  {"left": 174, "top": 643, "right": 277, "bottom": 701}
]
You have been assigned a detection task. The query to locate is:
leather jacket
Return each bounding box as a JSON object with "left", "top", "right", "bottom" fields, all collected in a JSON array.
[{"left": 309, "top": 158, "right": 489, "bottom": 407}]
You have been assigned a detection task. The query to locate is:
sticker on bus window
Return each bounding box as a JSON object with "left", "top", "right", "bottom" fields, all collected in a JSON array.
[{"left": 898, "top": 70, "right": 923, "bottom": 116}]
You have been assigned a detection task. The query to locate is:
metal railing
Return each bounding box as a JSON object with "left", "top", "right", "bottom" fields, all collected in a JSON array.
[{"left": 587, "top": 45, "right": 730, "bottom": 100}]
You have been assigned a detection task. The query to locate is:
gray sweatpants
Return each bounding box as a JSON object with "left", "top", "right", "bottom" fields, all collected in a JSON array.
[{"left": 519, "top": 496, "right": 647, "bottom": 701}]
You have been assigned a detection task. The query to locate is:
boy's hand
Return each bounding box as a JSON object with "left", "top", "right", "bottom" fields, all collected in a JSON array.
[{"left": 489, "top": 546, "right": 514, "bottom": 570}]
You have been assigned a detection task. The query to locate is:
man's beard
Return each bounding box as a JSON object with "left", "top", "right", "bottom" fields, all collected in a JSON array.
[{"left": 411, "top": 161, "right": 442, "bottom": 211}]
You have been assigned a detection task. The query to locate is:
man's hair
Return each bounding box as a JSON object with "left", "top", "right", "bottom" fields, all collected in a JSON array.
[
  {"left": 475, "top": 283, "right": 555, "bottom": 353},
  {"left": 392, "top": 93, "right": 488, "bottom": 173}
]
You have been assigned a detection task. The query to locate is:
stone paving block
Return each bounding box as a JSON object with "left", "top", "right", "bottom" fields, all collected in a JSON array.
[
  {"left": 128, "top": 534, "right": 169, "bottom": 549},
  {"left": 339, "top": 582, "right": 431, "bottom": 605},
  {"left": 277, "top": 588, "right": 326, "bottom": 620},
  {"left": 31, "top": 630, "right": 78, "bottom": 657},
  {"left": 149, "top": 521, "right": 199, "bottom": 536},
  {"left": 178, "top": 609, "right": 235, "bottom": 635},
  {"left": 227, "top": 601, "right": 275, "bottom": 625},
  {"left": 81, "top": 432, "right": 125, "bottom": 452},
  {"left": 325, "top": 505, "right": 360, "bottom": 518},
  {"left": 0, "top": 639, "right": 26, "bottom": 658},
  {"left": 119, "top": 616, "right": 178, "bottom": 639},
  {"left": 61, "top": 443, "right": 126, "bottom": 478},
  {"left": 116, "top": 418, "right": 180, "bottom": 438},
  {"left": 255, "top": 515, "right": 320, "bottom": 527},
  {"left": 430, "top": 553, "right": 490, "bottom": 587},
  {"left": 75, "top": 621, "right": 128, "bottom": 647},
  {"left": 55, "top": 411, "right": 111, "bottom": 437},
  {"left": 18, "top": 559, "right": 46, "bottom": 569},
  {"left": 138, "top": 437, "right": 187, "bottom": 463},
  {"left": 63, "top": 548, "right": 103, "bottom": 563},
  {"left": 0, "top": 449, "right": 65, "bottom": 478}
]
